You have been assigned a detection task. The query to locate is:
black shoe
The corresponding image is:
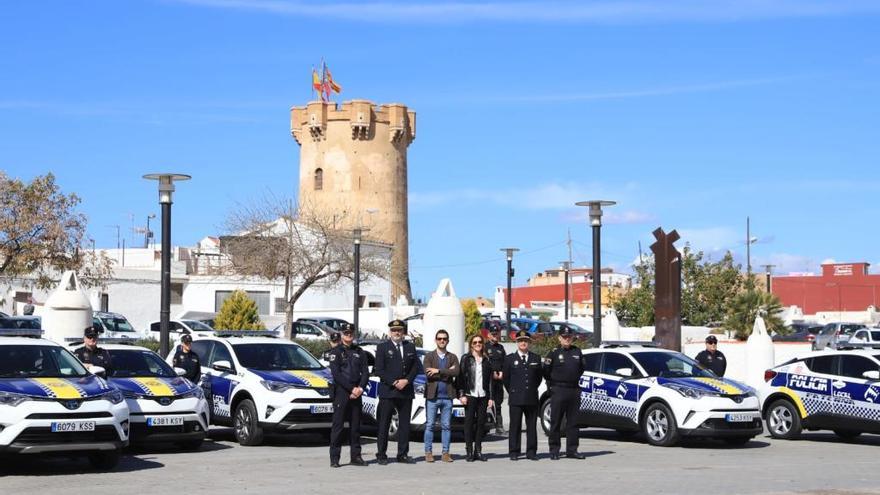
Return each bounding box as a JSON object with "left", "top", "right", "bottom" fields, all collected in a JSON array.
[
  {"left": 509, "top": 454, "right": 519, "bottom": 461},
  {"left": 466, "top": 454, "right": 475, "bottom": 463},
  {"left": 550, "top": 453, "right": 560, "bottom": 460},
  {"left": 396, "top": 455, "right": 416, "bottom": 464},
  {"left": 330, "top": 460, "right": 341, "bottom": 468},
  {"left": 350, "top": 457, "right": 368, "bottom": 466},
  {"left": 526, "top": 454, "right": 539, "bottom": 461},
  {"left": 475, "top": 450, "right": 486, "bottom": 462},
  {"left": 565, "top": 452, "right": 586, "bottom": 460},
  {"left": 376, "top": 456, "right": 388, "bottom": 466}
]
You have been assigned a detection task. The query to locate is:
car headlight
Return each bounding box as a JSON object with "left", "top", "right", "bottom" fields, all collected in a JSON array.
[
  {"left": 414, "top": 383, "right": 426, "bottom": 396},
  {"left": 0, "top": 390, "right": 31, "bottom": 407},
  {"left": 103, "top": 389, "right": 125, "bottom": 404},
  {"left": 261, "top": 380, "right": 306, "bottom": 393},
  {"left": 662, "top": 382, "right": 720, "bottom": 399},
  {"left": 179, "top": 387, "right": 204, "bottom": 400}
]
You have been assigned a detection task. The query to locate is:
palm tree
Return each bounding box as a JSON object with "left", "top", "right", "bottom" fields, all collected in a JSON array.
[{"left": 724, "top": 291, "right": 784, "bottom": 340}]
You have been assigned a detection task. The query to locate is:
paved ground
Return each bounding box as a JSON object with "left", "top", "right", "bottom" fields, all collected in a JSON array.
[{"left": 3, "top": 427, "right": 880, "bottom": 495}]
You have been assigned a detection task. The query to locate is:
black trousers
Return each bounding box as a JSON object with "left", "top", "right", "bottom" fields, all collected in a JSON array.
[
  {"left": 463, "top": 395, "right": 488, "bottom": 453},
  {"left": 491, "top": 380, "right": 505, "bottom": 426},
  {"left": 548, "top": 387, "right": 581, "bottom": 455},
  {"left": 508, "top": 404, "right": 538, "bottom": 456},
  {"left": 329, "top": 391, "right": 362, "bottom": 462},
  {"left": 377, "top": 397, "right": 412, "bottom": 457}
]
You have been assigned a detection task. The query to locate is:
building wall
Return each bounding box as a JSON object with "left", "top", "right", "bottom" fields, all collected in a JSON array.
[
  {"left": 291, "top": 100, "right": 415, "bottom": 301},
  {"left": 773, "top": 262, "right": 880, "bottom": 314}
]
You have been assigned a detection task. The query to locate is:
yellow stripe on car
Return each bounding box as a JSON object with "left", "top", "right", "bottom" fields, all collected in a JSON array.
[
  {"left": 132, "top": 377, "right": 175, "bottom": 396},
  {"left": 286, "top": 370, "right": 329, "bottom": 388},
  {"left": 32, "top": 378, "right": 83, "bottom": 399},
  {"left": 776, "top": 387, "right": 808, "bottom": 418},
  {"left": 692, "top": 377, "right": 743, "bottom": 395}
]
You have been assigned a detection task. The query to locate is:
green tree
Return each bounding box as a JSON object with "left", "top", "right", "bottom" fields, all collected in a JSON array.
[
  {"left": 723, "top": 290, "right": 784, "bottom": 340},
  {"left": 612, "top": 259, "right": 655, "bottom": 326},
  {"left": 214, "top": 290, "right": 265, "bottom": 330},
  {"left": 681, "top": 247, "right": 743, "bottom": 326},
  {"left": 461, "top": 299, "right": 482, "bottom": 340}
]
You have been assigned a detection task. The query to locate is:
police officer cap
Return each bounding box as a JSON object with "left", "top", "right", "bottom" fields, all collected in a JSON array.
[
  {"left": 84, "top": 326, "right": 99, "bottom": 338},
  {"left": 705, "top": 335, "right": 718, "bottom": 344},
  {"left": 329, "top": 332, "right": 341, "bottom": 343},
  {"left": 339, "top": 322, "right": 355, "bottom": 335},
  {"left": 557, "top": 325, "right": 574, "bottom": 337},
  {"left": 180, "top": 334, "right": 193, "bottom": 344},
  {"left": 515, "top": 329, "right": 532, "bottom": 341},
  {"left": 388, "top": 319, "right": 407, "bottom": 332}
]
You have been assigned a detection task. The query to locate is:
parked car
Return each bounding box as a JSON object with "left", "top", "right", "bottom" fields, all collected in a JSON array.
[
  {"left": 813, "top": 323, "right": 867, "bottom": 350},
  {"left": 0, "top": 315, "right": 41, "bottom": 330},
  {"left": 93, "top": 311, "right": 140, "bottom": 339},
  {"left": 296, "top": 317, "right": 350, "bottom": 333},
  {"left": 149, "top": 319, "right": 215, "bottom": 336},
  {"left": 772, "top": 322, "right": 824, "bottom": 343},
  {"left": 848, "top": 328, "right": 880, "bottom": 345},
  {"left": 510, "top": 317, "right": 552, "bottom": 340},
  {"left": 550, "top": 321, "right": 592, "bottom": 342}
]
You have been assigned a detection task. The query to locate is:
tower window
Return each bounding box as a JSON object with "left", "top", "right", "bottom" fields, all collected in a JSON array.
[{"left": 314, "top": 168, "right": 323, "bottom": 190}]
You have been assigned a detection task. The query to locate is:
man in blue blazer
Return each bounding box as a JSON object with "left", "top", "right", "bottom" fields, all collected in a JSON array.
[
  {"left": 374, "top": 319, "right": 422, "bottom": 465},
  {"left": 503, "top": 330, "right": 544, "bottom": 461}
]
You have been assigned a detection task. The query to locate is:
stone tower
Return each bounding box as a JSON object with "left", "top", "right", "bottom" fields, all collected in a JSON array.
[{"left": 290, "top": 100, "right": 416, "bottom": 301}]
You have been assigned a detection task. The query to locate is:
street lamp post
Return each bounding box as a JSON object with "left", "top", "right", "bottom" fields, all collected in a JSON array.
[
  {"left": 559, "top": 261, "right": 571, "bottom": 321},
  {"left": 353, "top": 228, "right": 369, "bottom": 335},
  {"left": 143, "top": 173, "right": 191, "bottom": 358},
  {"left": 576, "top": 200, "right": 616, "bottom": 347},
  {"left": 762, "top": 264, "right": 776, "bottom": 293},
  {"left": 500, "top": 248, "right": 519, "bottom": 336}
]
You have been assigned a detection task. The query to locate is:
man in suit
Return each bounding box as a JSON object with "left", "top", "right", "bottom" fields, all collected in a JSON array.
[
  {"left": 374, "top": 319, "right": 422, "bottom": 465},
  {"left": 503, "top": 330, "right": 544, "bottom": 461}
]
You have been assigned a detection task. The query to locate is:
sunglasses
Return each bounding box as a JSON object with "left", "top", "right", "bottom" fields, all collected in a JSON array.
[
  {"left": 472, "top": 341, "right": 483, "bottom": 345},
  {"left": 436, "top": 337, "right": 448, "bottom": 341}
]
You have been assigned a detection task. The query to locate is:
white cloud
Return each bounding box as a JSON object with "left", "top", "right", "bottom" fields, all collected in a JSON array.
[
  {"left": 170, "top": 0, "right": 880, "bottom": 24},
  {"left": 676, "top": 227, "right": 740, "bottom": 253}
]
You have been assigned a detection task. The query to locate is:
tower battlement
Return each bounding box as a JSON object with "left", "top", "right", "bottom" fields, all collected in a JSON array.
[{"left": 291, "top": 100, "right": 416, "bottom": 145}]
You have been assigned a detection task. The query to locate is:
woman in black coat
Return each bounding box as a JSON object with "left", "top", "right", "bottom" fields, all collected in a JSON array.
[{"left": 457, "top": 334, "right": 494, "bottom": 461}]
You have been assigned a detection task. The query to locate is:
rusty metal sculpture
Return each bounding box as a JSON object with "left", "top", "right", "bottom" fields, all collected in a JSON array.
[{"left": 651, "top": 228, "right": 682, "bottom": 351}]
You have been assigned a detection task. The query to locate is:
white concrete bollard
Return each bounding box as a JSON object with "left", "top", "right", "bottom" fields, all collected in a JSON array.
[
  {"left": 602, "top": 310, "right": 621, "bottom": 342},
  {"left": 41, "top": 271, "right": 94, "bottom": 345},
  {"left": 422, "top": 279, "right": 465, "bottom": 358},
  {"left": 745, "top": 316, "right": 775, "bottom": 389}
]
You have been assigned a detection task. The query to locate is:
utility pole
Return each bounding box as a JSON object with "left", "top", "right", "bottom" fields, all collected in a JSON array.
[
  {"left": 762, "top": 264, "right": 776, "bottom": 293},
  {"left": 559, "top": 260, "right": 571, "bottom": 321}
]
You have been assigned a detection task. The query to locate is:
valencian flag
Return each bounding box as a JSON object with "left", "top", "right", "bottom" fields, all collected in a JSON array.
[{"left": 312, "top": 61, "right": 342, "bottom": 102}]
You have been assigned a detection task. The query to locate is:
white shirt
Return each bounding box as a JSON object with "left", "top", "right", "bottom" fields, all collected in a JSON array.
[{"left": 471, "top": 355, "right": 486, "bottom": 398}]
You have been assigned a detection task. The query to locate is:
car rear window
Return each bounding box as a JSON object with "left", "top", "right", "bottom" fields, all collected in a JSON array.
[
  {"left": 872, "top": 331, "right": 880, "bottom": 341},
  {"left": 841, "top": 324, "right": 864, "bottom": 335}
]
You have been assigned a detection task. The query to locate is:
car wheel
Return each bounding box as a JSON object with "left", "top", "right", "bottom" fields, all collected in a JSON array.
[
  {"left": 88, "top": 449, "right": 121, "bottom": 470},
  {"left": 723, "top": 436, "right": 752, "bottom": 446},
  {"left": 766, "top": 399, "right": 802, "bottom": 439},
  {"left": 641, "top": 403, "right": 679, "bottom": 447},
  {"left": 834, "top": 430, "right": 862, "bottom": 440},
  {"left": 539, "top": 398, "right": 552, "bottom": 436},
  {"left": 234, "top": 399, "right": 264, "bottom": 446},
  {"left": 175, "top": 439, "right": 204, "bottom": 451}
]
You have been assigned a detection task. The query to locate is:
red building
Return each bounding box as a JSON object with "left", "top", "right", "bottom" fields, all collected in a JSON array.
[{"left": 772, "top": 262, "right": 880, "bottom": 314}]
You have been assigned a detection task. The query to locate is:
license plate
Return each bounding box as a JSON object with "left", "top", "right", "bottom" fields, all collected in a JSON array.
[
  {"left": 453, "top": 408, "right": 465, "bottom": 418},
  {"left": 310, "top": 404, "right": 333, "bottom": 414},
  {"left": 146, "top": 416, "right": 185, "bottom": 427},
  {"left": 51, "top": 421, "right": 96, "bottom": 432},
  {"left": 725, "top": 413, "right": 757, "bottom": 422}
]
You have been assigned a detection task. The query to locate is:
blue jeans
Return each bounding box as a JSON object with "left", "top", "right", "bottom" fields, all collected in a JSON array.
[{"left": 424, "top": 398, "right": 453, "bottom": 453}]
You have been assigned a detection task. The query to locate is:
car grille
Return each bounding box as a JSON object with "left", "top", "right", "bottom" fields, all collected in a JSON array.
[
  {"left": 130, "top": 421, "right": 200, "bottom": 438},
  {"left": 14, "top": 425, "right": 120, "bottom": 444},
  {"left": 26, "top": 412, "right": 114, "bottom": 420},
  {"left": 698, "top": 418, "right": 762, "bottom": 430},
  {"left": 291, "top": 398, "right": 333, "bottom": 403},
  {"left": 281, "top": 410, "right": 333, "bottom": 424}
]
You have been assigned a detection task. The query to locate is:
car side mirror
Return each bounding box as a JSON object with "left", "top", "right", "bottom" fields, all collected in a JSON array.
[
  {"left": 174, "top": 367, "right": 187, "bottom": 377},
  {"left": 616, "top": 367, "right": 634, "bottom": 378},
  {"left": 90, "top": 366, "right": 106, "bottom": 376},
  {"left": 863, "top": 370, "right": 880, "bottom": 381},
  {"left": 212, "top": 360, "right": 234, "bottom": 373}
]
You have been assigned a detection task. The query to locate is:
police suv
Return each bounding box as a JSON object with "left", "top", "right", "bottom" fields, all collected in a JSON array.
[
  {"left": 76, "top": 342, "right": 209, "bottom": 448},
  {"left": 0, "top": 329, "right": 129, "bottom": 469},
  {"left": 539, "top": 344, "right": 762, "bottom": 446},
  {"left": 173, "top": 331, "right": 334, "bottom": 446},
  {"left": 760, "top": 347, "right": 880, "bottom": 440}
]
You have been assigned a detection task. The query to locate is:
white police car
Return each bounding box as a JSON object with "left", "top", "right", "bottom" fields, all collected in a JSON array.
[
  {"left": 174, "top": 331, "right": 333, "bottom": 446},
  {"left": 0, "top": 329, "right": 129, "bottom": 469},
  {"left": 539, "top": 344, "right": 762, "bottom": 446},
  {"left": 76, "top": 342, "right": 209, "bottom": 449},
  {"left": 760, "top": 347, "right": 880, "bottom": 440}
]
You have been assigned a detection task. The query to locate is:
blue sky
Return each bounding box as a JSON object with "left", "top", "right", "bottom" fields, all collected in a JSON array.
[{"left": 2, "top": 0, "right": 879, "bottom": 301}]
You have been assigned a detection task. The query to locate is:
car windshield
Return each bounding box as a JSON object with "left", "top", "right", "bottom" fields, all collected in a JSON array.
[
  {"left": 631, "top": 351, "right": 716, "bottom": 378},
  {"left": 567, "top": 323, "right": 590, "bottom": 334},
  {"left": 100, "top": 316, "right": 136, "bottom": 333},
  {"left": 233, "top": 343, "right": 323, "bottom": 371},
  {"left": 0, "top": 345, "right": 89, "bottom": 378},
  {"left": 182, "top": 320, "right": 214, "bottom": 331},
  {"left": 107, "top": 349, "right": 176, "bottom": 378}
]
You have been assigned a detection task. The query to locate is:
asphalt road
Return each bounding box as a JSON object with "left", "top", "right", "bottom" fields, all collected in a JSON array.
[{"left": 3, "top": 427, "right": 880, "bottom": 495}]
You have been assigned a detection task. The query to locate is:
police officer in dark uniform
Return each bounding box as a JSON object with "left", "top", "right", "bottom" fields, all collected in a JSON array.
[
  {"left": 544, "top": 325, "right": 586, "bottom": 460},
  {"left": 374, "top": 319, "right": 421, "bottom": 465},
  {"left": 695, "top": 335, "right": 727, "bottom": 377},
  {"left": 503, "top": 330, "right": 543, "bottom": 461},
  {"left": 485, "top": 325, "right": 507, "bottom": 435},
  {"left": 328, "top": 323, "right": 369, "bottom": 468},
  {"left": 74, "top": 326, "right": 112, "bottom": 376},
  {"left": 172, "top": 334, "right": 201, "bottom": 383}
]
